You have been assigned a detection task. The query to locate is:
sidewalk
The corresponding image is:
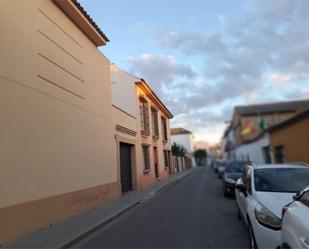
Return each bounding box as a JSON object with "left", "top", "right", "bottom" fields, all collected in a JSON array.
[{"left": 4, "top": 169, "right": 193, "bottom": 249}]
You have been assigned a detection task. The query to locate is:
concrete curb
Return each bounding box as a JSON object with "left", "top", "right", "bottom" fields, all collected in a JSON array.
[
  {"left": 64, "top": 169, "right": 193, "bottom": 248},
  {"left": 4, "top": 169, "right": 193, "bottom": 249},
  {"left": 61, "top": 202, "right": 140, "bottom": 249}
]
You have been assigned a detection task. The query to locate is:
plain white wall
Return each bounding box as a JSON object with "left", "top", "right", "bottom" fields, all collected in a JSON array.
[
  {"left": 235, "top": 134, "right": 270, "bottom": 164},
  {"left": 171, "top": 133, "right": 194, "bottom": 153},
  {"left": 111, "top": 64, "right": 138, "bottom": 117}
]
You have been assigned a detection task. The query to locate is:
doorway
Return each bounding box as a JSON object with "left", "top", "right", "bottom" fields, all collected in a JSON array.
[
  {"left": 154, "top": 146, "right": 159, "bottom": 178},
  {"left": 120, "top": 143, "right": 133, "bottom": 192}
]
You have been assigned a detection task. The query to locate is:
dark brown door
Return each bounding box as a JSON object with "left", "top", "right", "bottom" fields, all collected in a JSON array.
[
  {"left": 120, "top": 143, "right": 132, "bottom": 192},
  {"left": 154, "top": 146, "right": 159, "bottom": 178}
]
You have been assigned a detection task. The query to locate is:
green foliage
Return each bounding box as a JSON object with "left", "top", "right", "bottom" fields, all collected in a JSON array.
[
  {"left": 194, "top": 149, "right": 207, "bottom": 166},
  {"left": 172, "top": 142, "right": 187, "bottom": 157},
  {"left": 194, "top": 149, "right": 207, "bottom": 159}
]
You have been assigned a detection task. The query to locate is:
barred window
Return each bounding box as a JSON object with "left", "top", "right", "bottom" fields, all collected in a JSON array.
[
  {"left": 161, "top": 117, "right": 168, "bottom": 141},
  {"left": 151, "top": 108, "right": 159, "bottom": 137},
  {"left": 142, "top": 146, "right": 150, "bottom": 170},
  {"left": 274, "top": 145, "right": 285, "bottom": 163},
  {"left": 140, "top": 99, "right": 150, "bottom": 133}
]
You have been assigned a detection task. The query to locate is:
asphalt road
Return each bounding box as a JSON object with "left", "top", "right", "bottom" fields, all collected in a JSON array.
[{"left": 75, "top": 166, "right": 250, "bottom": 248}]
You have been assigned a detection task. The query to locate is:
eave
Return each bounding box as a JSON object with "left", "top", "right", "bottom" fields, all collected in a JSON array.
[
  {"left": 136, "top": 80, "right": 173, "bottom": 119},
  {"left": 52, "top": 0, "right": 109, "bottom": 47}
]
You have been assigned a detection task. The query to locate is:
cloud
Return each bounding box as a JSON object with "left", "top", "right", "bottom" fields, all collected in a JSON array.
[
  {"left": 158, "top": 30, "right": 226, "bottom": 55},
  {"left": 126, "top": 53, "right": 196, "bottom": 97},
  {"left": 265, "top": 73, "right": 297, "bottom": 86},
  {"left": 156, "top": 0, "right": 309, "bottom": 106},
  {"left": 218, "top": 14, "right": 225, "bottom": 24},
  {"left": 126, "top": 0, "right": 309, "bottom": 143}
]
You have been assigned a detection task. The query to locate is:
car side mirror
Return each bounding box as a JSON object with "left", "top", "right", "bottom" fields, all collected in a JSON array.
[
  {"left": 293, "top": 190, "right": 301, "bottom": 200},
  {"left": 236, "top": 183, "right": 247, "bottom": 194}
]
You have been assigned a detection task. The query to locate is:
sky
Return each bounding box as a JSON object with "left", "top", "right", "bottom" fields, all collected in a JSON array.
[{"left": 80, "top": 0, "right": 309, "bottom": 146}]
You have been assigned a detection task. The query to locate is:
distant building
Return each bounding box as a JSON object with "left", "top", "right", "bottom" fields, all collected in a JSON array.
[
  {"left": 233, "top": 99, "right": 309, "bottom": 147},
  {"left": 222, "top": 99, "right": 309, "bottom": 164},
  {"left": 268, "top": 110, "right": 309, "bottom": 164},
  {"left": 171, "top": 128, "right": 195, "bottom": 168}
]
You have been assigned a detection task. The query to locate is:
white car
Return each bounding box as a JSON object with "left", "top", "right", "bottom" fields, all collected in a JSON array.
[
  {"left": 281, "top": 186, "right": 309, "bottom": 249},
  {"left": 235, "top": 164, "right": 309, "bottom": 249}
]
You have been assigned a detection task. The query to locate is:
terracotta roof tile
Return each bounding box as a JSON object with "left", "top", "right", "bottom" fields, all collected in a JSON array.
[{"left": 171, "top": 128, "right": 192, "bottom": 135}]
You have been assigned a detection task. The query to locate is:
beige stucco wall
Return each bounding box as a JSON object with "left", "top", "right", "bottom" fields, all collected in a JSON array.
[
  {"left": 112, "top": 106, "right": 138, "bottom": 132},
  {"left": 112, "top": 106, "right": 139, "bottom": 190},
  {"left": 0, "top": 0, "right": 117, "bottom": 208}
]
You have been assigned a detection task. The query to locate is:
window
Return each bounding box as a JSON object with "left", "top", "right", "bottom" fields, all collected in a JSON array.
[
  {"left": 299, "top": 191, "right": 309, "bottom": 208},
  {"left": 226, "top": 161, "right": 248, "bottom": 173},
  {"left": 262, "top": 146, "right": 272, "bottom": 164},
  {"left": 254, "top": 168, "right": 309, "bottom": 192},
  {"left": 164, "top": 150, "right": 169, "bottom": 168},
  {"left": 142, "top": 146, "right": 150, "bottom": 170},
  {"left": 274, "top": 145, "right": 285, "bottom": 163},
  {"left": 246, "top": 169, "right": 252, "bottom": 194},
  {"left": 241, "top": 167, "right": 252, "bottom": 194},
  {"left": 161, "top": 117, "right": 168, "bottom": 141},
  {"left": 241, "top": 168, "right": 247, "bottom": 182},
  {"left": 151, "top": 108, "right": 159, "bottom": 137},
  {"left": 140, "top": 99, "right": 150, "bottom": 133}
]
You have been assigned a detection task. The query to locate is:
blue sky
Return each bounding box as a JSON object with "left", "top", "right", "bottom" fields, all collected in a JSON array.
[{"left": 80, "top": 0, "right": 309, "bottom": 146}]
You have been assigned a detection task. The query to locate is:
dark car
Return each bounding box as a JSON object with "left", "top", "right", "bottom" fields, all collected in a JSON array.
[
  {"left": 217, "top": 162, "right": 227, "bottom": 179},
  {"left": 223, "top": 161, "right": 249, "bottom": 197},
  {"left": 213, "top": 159, "right": 226, "bottom": 174}
]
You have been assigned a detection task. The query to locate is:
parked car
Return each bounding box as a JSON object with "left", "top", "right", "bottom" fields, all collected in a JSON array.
[
  {"left": 223, "top": 161, "right": 248, "bottom": 196},
  {"left": 213, "top": 159, "right": 225, "bottom": 174},
  {"left": 281, "top": 186, "right": 309, "bottom": 249},
  {"left": 235, "top": 164, "right": 309, "bottom": 249},
  {"left": 217, "top": 162, "right": 227, "bottom": 179}
]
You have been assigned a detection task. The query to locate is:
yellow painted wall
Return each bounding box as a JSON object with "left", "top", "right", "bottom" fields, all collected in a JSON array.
[
  {"left": 135, "top": 86, "right": 172, "bottom": 179},
  {"left": 270, "top": 116, "right": 309, "bottom": 164},
  {"left": 0, "top": 0, "right": 117, "bottom": 208}
]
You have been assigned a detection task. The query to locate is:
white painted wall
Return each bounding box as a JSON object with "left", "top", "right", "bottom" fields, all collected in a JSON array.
[
  {"left": 235, "top": 134, "right": 270, "bottom": 165},
  {"left": 111, "top": 64, "right": 138, "bottom": 117},
  {"left": 172, "top": 134, "right": 194, "bottom": 153},
  {"left": 172, "top": 133, "right": 196, "bottom": 167}
]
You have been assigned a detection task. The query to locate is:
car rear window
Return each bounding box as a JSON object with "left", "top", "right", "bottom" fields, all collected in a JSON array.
[
  {"left": 254, "top": 168, "right": 309, "bottom": 193},
  {"left": 225, "top": 162, "right": 248, "bottom": 173}
]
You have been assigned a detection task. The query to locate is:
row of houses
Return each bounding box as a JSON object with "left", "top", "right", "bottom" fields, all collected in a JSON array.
[
  {"left": 221, "top": 99, "right": 309, "bottom": 164},
  {"left": 0, "top": 0, "right": 183, "bottom": 245}
]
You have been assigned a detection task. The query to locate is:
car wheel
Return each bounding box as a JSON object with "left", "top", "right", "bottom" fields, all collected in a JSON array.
[
  {"left": 282, "top": 243, "right": 291, "bottom": 249},
  {"left": 248, "top": 221, "right": 258, "bottom": 249}
]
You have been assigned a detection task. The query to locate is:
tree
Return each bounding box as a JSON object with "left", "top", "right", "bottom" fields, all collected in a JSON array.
[
  {"left": 172, "top": 142, "right": 187, "bottom": 171},
  {"left": 194, "top": 149, "right": 207, "bottom": 166}
]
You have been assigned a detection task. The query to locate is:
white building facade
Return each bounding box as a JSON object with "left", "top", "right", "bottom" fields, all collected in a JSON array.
[
  {"left": 234, "top": 133, "right": 271, "bottom": 164},
  {"left": 171, "top": 128, "right": 196, "bottom": 167}
]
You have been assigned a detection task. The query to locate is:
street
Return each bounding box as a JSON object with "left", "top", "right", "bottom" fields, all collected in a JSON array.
[{"left": 75, "top": 166, "right": 250, "bottom": 248}]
